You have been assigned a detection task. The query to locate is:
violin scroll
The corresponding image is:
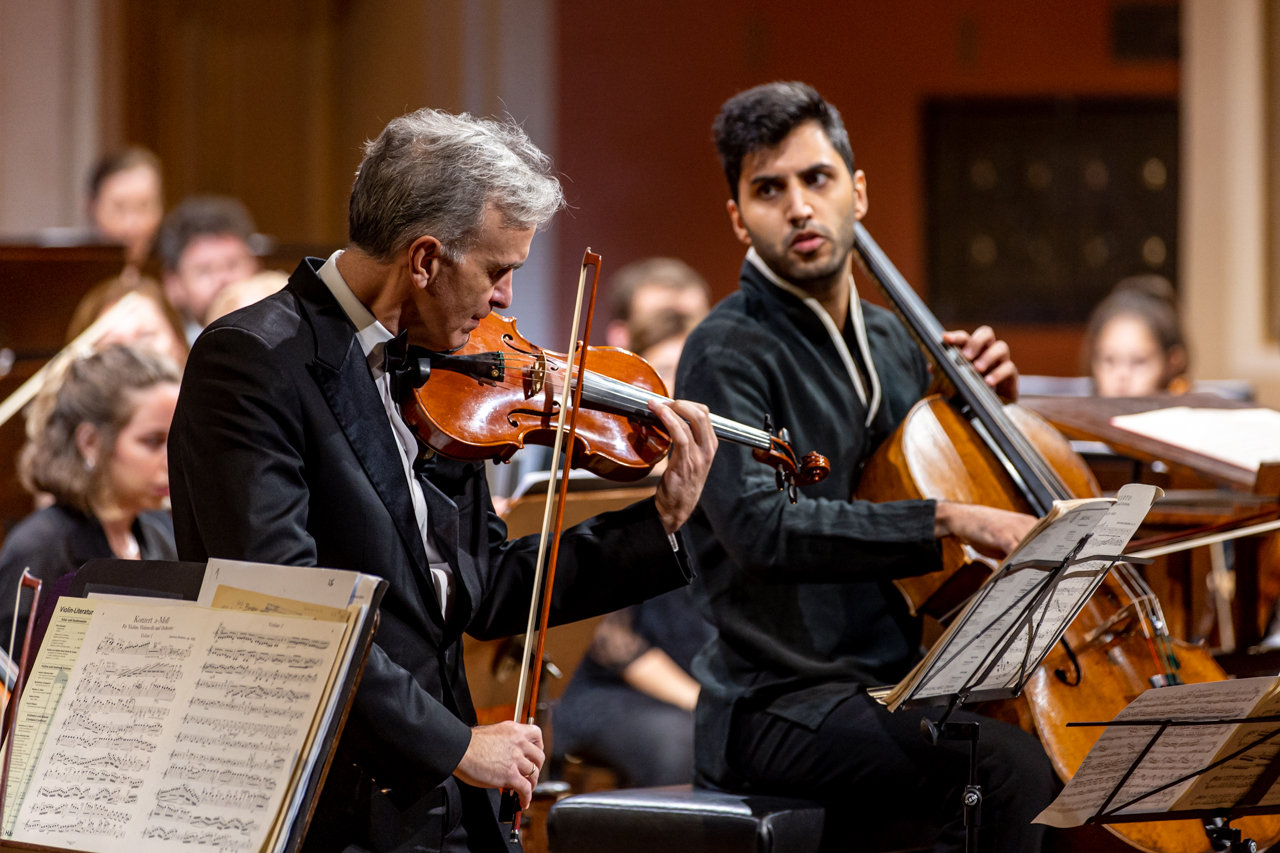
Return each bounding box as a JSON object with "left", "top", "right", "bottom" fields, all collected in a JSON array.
[{"left": 754, "top": 426, "right": 830, "bottom": 503}]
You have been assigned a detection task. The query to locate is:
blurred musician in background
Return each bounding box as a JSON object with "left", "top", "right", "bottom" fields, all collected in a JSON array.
[
  {"left": 604, "top": 256, "right": 711, "bottom": 349},
  {"left": 1084, "top": 274, "right": 1188, "bottom": 398},
  {"left": 0, "top": 344, "right": 179, "bottom": 652},
  {"left": 65, "top": 274, "right": 190, "bottom": 369},
  {"left": 86, "top": 146, "right": 165, "bottom": 276},
  {"left": 156, "top": 194, "right": 260, "bottom": 344},
  {"left": 204, "top": 269, "right": 290, "bottom": 324}
]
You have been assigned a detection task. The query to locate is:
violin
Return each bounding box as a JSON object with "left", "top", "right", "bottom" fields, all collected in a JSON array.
[
  {"left": 396, "top": 311, "right": 830, "bottom": 498},
  {"left": 851, "top": 222, "right": 1280, "bottom": 853}
]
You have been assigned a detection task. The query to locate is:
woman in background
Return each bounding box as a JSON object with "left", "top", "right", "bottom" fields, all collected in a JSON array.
[
  {"left": 0, "top": 345, "right": 180, "bottom": 651},
  {"left": 1084, "top": 274, "right": 1188, "bottom": 397},
  {"left": 86, "top": 146, "right": 165, "bottom": 276}
]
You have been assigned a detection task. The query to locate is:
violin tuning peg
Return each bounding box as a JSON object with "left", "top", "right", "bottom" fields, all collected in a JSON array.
[{"left": 775, "top": 468, "right": 785, "bottom": 492}]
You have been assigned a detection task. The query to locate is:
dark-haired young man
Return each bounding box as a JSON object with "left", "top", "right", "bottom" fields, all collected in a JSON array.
[{"left": 675, "top": 81, "right": 1057, "bottom": 852}]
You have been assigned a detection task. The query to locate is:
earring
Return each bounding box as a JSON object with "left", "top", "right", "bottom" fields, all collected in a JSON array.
[{"left": 83, "top": 457, "right": 95, "bottom": 472}]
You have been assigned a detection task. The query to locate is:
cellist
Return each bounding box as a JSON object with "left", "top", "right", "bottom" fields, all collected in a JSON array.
[
  {"left": 167, "top": 107, "right": 718, "bottom": 853},
  {"left": 675, "top": 81, "right": 1056, "bottom": 852}
]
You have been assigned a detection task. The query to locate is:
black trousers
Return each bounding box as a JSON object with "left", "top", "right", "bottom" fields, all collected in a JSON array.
[{"left": 727, "top": 692, "right": 1057, "bottom": 853}]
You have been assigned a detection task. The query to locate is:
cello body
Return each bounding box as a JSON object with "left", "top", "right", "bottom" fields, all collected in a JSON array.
[
  {"left": 858, "top": 396, "right": 1280, "bottom": 853},
  {"left": 849, "top": 221, "right": 1280, "bottom": 852}
]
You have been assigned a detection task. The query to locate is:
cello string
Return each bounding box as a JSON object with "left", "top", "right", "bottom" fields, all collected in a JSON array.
[{"left": 862, "top": 225, "right": 1186, "bottom": 680}]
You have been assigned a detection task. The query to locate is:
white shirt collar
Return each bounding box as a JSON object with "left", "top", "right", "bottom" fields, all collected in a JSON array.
[
  {"left": 316, "top": 249, "right": 395, "bottom": 364},
  {"left": 746, "top": 247, "right": 882, "bottom": 426}
]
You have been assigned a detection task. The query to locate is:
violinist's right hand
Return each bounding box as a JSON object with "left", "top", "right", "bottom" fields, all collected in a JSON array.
[
  {"left": 454, "top": 720, "right": 544, "bottom": 808},
  {"left": 649, "top": 398, "right": 718, "bottom": 535},
  {"left": 934, "top": 500, "right": 1037, "bottom": 559}
]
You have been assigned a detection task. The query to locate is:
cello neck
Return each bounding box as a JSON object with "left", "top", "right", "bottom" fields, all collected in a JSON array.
[{"left": 851, "top": 222, "right": 1069, "bottom": 514}]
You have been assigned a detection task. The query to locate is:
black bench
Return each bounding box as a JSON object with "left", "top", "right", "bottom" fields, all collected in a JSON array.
[{"left": 547, "top": 784, "right": 933, "bottom": 853}]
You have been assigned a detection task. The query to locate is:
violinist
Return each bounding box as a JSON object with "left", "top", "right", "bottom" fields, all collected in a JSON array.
[
  {"left": 674, "top": 82, "right": 1056, "bottom": 852},
  {"left": 167, "top": 107, "right": 718, "bottom": 853}
]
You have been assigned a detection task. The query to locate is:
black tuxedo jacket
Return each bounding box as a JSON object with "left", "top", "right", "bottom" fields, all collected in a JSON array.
[{"left": 169, "top": 258, "right": 691, "bottom": 852}]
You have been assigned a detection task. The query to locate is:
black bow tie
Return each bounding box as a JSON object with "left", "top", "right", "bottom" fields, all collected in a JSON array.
[
  {"left": 382, "top": 330, "right": 409, "bottom": 374},
  {"left": 381, "top": 331, "right": 413, "bottom": 401}
]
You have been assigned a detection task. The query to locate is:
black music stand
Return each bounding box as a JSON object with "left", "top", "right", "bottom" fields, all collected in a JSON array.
[
  {"left": 1059, "top": 709, "right": 1280, "bottom": 852},
  {"left": 889, "top": 484, "right": 1162, "bottom": 852},
  {"left": 915, "top": 539, "right": 1143, "bottom": 853}
]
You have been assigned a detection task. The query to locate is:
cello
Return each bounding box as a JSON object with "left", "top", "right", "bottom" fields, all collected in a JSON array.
[{"left": 851, "top": 222, "right": 1280, "bottom": 853}]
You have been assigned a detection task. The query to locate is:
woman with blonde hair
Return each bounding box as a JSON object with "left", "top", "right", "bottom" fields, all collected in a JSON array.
[{"left": 0, "top": 344, "right": 180, "bottom": 650}]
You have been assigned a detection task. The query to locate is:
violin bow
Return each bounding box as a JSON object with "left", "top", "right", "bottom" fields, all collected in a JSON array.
[{"left": 500, "top": 249, "right": 603, "bottom": 841}]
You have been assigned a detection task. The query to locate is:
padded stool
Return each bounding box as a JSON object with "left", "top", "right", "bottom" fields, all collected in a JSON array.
[
  {"left": 547, "top": 784, "right": 822, "bottom": 853},
  {"left": 547, "top": 784, "right": 936, "bottom": 853}
]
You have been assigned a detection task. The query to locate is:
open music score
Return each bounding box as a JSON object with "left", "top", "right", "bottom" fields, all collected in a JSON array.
[
  {"left": 1022, "top": 393, "right": 1280, "bottom": 496},
  {"left": 0, "top": 559, "right": 385, "bottom": 853},
  {"left": 885, "top": 483, "right": 1162, "bottom": 710},
  {"left": 1036, "top": 675, "right": 1280, "bottom": 830}
]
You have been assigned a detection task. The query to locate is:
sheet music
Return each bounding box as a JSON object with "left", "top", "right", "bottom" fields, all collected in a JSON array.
[
  {"left": 199, "top": 558, "right": 364, "bottom": 609},
  {"left": 3, "top": 597, "right": 350, "bottom": 853},
  {"left": 2, "top": 599, "right": 96, "bottom": 836},
  {"left": 888, "top": 483, "right": 1161, "bottom": 708},
  {"left": 1110, "top": 407, "right": 1280, "bottom": 472},
  {"left": 1036, "top": 676, "right": 1280, "bottom": 827}
]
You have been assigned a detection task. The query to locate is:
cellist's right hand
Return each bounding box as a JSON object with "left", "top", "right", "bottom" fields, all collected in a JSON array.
[
  {"left": 455, "top": 720, "right": 544, "bottom": 808},
  {"left": 934, "top": 500, "right": 1037, "bottom": 559}
]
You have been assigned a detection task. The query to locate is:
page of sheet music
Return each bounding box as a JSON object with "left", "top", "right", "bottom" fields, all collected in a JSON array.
[
  {"left": 1035, "top": 676, "right": 1280, "bottom": 827},
  {"left": 1111, "top": 407, "right": 1280, "bottom": 472},
  {"left": 199, "top": 559, "right": 363, "bottom": 609},
  {"left": 3, "top": 597, "right": 348, "bottom": 853},
  {"left": 893, "top": 484, "right": 1160, "bottom": 706},
  {"left": 1174, "top": 680, "right": 1280, "bottom": 811},
  {"left": 1, "top": 599, "right": 96, "bottom": 835}
]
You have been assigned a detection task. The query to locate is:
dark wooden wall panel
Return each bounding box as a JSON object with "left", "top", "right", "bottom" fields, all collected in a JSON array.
[{"left": 555, "top": 0, "right": 1180, "bottom": 376}]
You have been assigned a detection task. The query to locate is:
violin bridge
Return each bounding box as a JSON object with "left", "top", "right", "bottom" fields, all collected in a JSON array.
[{"left": 525, "top": 353, "right": 548, "bottom": 398}]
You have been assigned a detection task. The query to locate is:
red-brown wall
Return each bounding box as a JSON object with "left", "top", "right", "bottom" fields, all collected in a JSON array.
[{"left": 555, "top": 0, "right": 1178, "bottom": 374}]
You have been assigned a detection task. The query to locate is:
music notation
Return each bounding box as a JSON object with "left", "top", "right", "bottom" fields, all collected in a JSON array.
[{"left": 2, "top": 598, "right": 351, "bottom": 853}]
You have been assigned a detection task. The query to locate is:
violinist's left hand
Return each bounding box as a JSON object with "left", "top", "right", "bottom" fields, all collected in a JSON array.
[
  {"left": 649, "top": 398, "right": 718, "bottom": 535},
  {"left": 943, "top": 326, "right": 1019, "bottom": 401}
]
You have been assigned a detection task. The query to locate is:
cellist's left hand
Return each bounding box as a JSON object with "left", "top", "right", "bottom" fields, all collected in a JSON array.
[
  {"left": 943, "top": 326, "right": 1019, "bottom": 401},
  {"left": 649, "top": 398, "right": 718, "bottom": 534}
]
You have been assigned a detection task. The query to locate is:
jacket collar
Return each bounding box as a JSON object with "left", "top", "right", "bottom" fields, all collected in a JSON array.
[
  {"left": 290, "top": 259, "right": 434, "bottom": 578},
  {"left": 741, "top": 250, "right": 882, "bottom": 426}
]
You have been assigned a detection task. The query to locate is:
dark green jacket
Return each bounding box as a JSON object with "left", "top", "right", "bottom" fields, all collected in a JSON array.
[{"left": 676, "top": 256, "right": 941, "bottom": 788}]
